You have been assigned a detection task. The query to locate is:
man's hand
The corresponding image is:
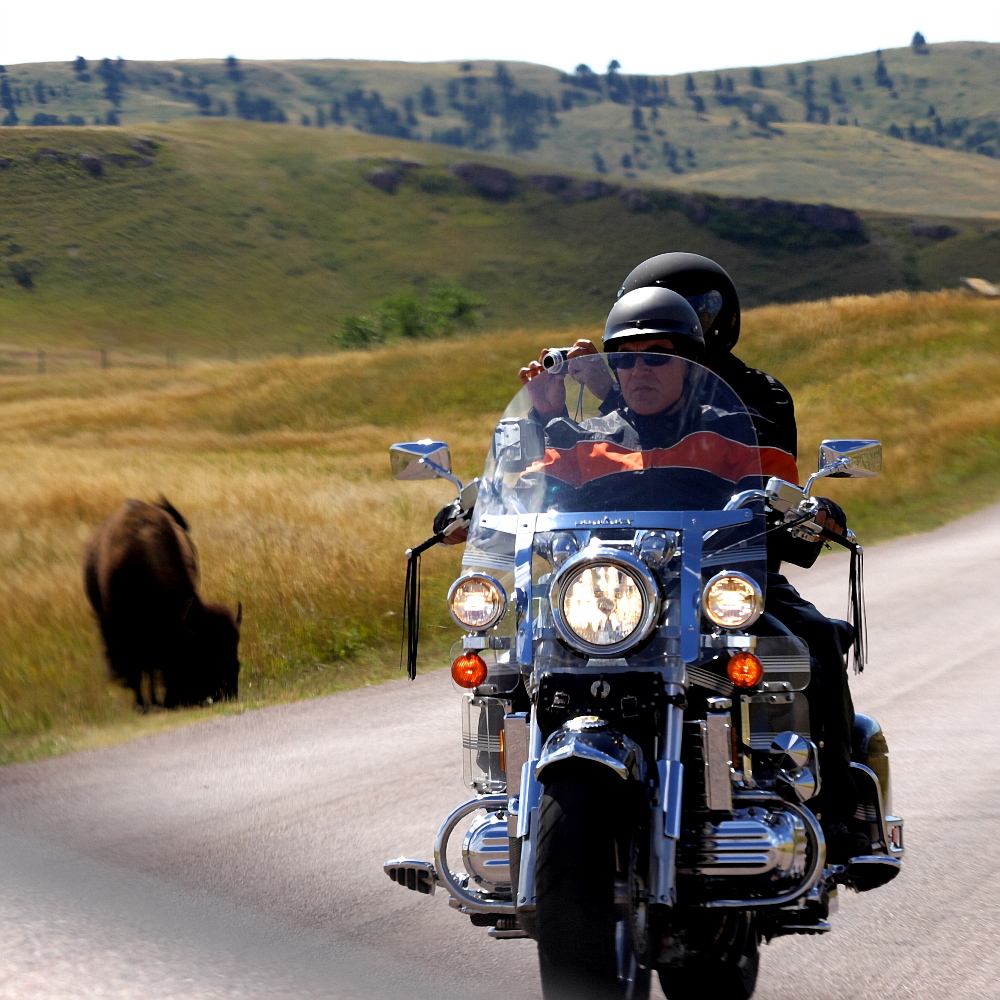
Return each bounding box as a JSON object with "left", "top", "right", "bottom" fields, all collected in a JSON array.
[
  {"left": 813, "top": 497, "right": 847, "bottom": 536},
  {"left": 518, "top": 339, "right": 610, "bottom": 417},
  {"left": 566, "top": 340, "right": 613, "bottom": 401}
]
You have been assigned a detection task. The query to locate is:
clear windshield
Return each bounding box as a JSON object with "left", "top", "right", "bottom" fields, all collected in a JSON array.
[
  {"left": 459, "top": 354, "right": 767, "bottom": 671},
  {"left": 467, "top": 353, "right": 763, "bottom": 541}
]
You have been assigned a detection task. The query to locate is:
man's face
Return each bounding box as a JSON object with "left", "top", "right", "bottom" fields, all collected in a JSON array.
[{"left": 612, "top": 338, "right": 687, "bottom": 416}]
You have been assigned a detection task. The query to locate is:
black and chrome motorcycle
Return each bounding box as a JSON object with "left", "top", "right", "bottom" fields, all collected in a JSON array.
[{"left": 384, "top": 354, "right": 903, "bottom": 999}]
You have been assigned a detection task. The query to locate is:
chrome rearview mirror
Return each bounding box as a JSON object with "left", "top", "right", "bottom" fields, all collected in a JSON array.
[
  {"left": 818, "top": 439, "right": 882, "bottom": 478},
  {"left": 803, "top": 439, "right": 881, "bottom": 495},
  {"left": 389, "top": 439, "right": 463, "bottom": 491}
]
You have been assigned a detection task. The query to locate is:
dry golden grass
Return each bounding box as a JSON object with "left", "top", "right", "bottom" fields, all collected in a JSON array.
[{"left": 1, "top": 290, "right": 998, "bottom": 760}]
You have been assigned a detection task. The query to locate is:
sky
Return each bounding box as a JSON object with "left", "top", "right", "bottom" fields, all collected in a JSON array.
[{"left": 2, "top": 0, "right": 998, "bottom": 74}]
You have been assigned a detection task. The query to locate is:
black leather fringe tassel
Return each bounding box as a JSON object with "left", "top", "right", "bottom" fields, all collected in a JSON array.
[
  {"left": 820, "top": 527, "right": 868, "bottom": 673},
  {"left": 400, "top": 532, "right": 445, "bottom": 681},
  {"left": 848, "top": 542, "right": 867, "bottom": 673}
]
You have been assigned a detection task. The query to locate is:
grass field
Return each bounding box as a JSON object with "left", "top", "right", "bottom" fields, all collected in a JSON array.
[
  {"left": 4, "top": 42, "right": 1000, "bottom": 216},
  {"left": 1, "top": 288, "right": 998, "bottom": 762},
  {"left": 1, "top": 119, "right": 999, "bottom": 361}
]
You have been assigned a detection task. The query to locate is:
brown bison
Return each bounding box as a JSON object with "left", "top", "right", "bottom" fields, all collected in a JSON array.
[{"left": 83, "top": 498, "right": 241, "bottom": 709}]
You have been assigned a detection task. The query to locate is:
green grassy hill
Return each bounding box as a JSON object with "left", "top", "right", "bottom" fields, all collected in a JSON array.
[
  {"left": 3, "top": 42, "right": 999, "bottom": 216},
  {"left": 1, "top": 118, "right": 998, "bottom": 358}
]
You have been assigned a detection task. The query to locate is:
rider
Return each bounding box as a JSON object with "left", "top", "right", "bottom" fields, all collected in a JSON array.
[
  {"left": 515, "top": 263, "right": 865, "bottom": 862},
  {"left": 436, "top": 259, "right": 864, "bottom": 860}
]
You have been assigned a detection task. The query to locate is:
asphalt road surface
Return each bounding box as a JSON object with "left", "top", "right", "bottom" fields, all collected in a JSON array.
[{"left": 1, "top": 505, "right": 998, "bottom": 999}]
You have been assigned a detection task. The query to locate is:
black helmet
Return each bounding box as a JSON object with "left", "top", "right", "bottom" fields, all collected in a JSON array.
[
  {"left": 603, "top": 287, "right": 704, "bottom": 359},
  {"left": 617, "top": 252, "right": 740, "bottom": 358}
]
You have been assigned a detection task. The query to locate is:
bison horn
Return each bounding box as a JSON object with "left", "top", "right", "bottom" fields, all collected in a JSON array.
[{"left": 235, "top": 601, "right": 243, "bottom": 627}]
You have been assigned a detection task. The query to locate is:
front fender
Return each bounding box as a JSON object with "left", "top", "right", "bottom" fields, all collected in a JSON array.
[{"left": 535, "top": 718, "right": 643, "bottom": 782}]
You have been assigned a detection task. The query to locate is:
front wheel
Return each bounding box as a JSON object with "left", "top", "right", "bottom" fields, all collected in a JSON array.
[
  {"left": 535, "top": 761, "right": 650, "bottom": 1000},
  {"left": 657, "top": 912, "right": 760, "bottom": 1000}
]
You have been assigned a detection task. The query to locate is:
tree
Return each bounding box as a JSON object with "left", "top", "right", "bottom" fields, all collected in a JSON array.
[
  {"left": 74, "top": 55, "right": 88, "bottom": 74},
  {"left": 33, "top": 80, "right": 47, "bottom": 104},
  {"left": 330, "top": 100, "right": 343, "bottom": 125},
  {"left": 419, "top": 84, "right": 439, "bottom": 116},
  {"left": 226, "top": 55, "right": 243, "bottom": 82},
  {"left": 316, "top": 106, "right": 326, "bottom": 128},
  {"left": 631, "top": 107, "right": 645, "bottom": 129},
  {"left": 1, "top": 77, "right": 15, "bottom": 113},
  {"left": 621, "top": 153, "right": 633, "bottom": 169},
  {"left": 911, "top": 31, "right": 929, "bottom": 54},
  {"left": 495, "top": 62, "right": 514, "bottom": 92},
  {"left": 97, "top": 57, "right": 125, "bottom": 106},
  {"left": 750, "top": 67, "right": 765, "bottom": 88},
  {"left": 685, "top": 74, "right": 696, "bottom": 93},
  {"left": 592, "top": 151, "right": 607, "bottom": 173},
  {"left": 691, "top": 94, "right": 705, "bottom": 114},
  {"left": 786, "top": 68, "right": 797, "bottom": 87},
  {"left": 607, "top": 59, "right": 621, "bottom": 75},
  {"left": 714, "top": 73, "right": 723, "bottom": 91},
  {"left": 403, "top": 96, "right": 417, "bottom": 127}
]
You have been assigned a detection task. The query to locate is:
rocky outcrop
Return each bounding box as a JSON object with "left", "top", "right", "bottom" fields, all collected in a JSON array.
[
  {"left": 366, "top": 168, "right": 403, "bottom": 193},
  {"left": 449, "top": 162, "right": 518, "bottom": 199},
  {"left": 79, "top": 154, "right": 102, "bottom": 176},
  {"left": 622, "top": 189, "right": 653, "bottom": 212}
]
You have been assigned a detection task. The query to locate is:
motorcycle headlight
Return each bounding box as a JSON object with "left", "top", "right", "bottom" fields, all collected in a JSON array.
[
  {"left": 702, "top": 571, "right": 763, "bottom": 629},
  {"left": 551, "top": 549, "right": 659, "bottom": 656},
  {"left": 448, "top": 573, "right": 507, "bottom": 631}
]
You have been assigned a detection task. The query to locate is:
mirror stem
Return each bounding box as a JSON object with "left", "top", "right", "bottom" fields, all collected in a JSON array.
[
  {"left": 420, "top": 458, "right": 464, "bottom": 494},
  {"left": 802, "top": 457, "right": 850, "bottom": 497}
]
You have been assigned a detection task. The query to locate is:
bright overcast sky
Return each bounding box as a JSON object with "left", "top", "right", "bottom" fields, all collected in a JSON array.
[{"left": 3, "top": 0, "right": 999, "bottom": 74}]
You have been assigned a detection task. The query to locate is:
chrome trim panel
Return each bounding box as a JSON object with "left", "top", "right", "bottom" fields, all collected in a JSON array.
[
  {"left": 679, "top": 807, "right": 807, "bottom": 877},
  {"left": 535, "top": 721, "right": 643, "bottom": 781},
  {"left": 702, "top": 798, "right": 826, "bottom": 909},
  {"left": 433, "top": 796, "right": 515, "bottom": 914},
  {"left": 701, "top": 713, "right": 734, "bottom": 811},
  {"left": 850, "top": 762, "right": 905, "bottom": 858}
]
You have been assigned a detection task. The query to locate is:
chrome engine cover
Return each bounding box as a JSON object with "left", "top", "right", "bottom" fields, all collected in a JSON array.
[
  {"left": 462, "top": 812, "right": 510, "bottom": 890},
  {"left": 678, "top": 805, "right": 809, "bottom": 880}
]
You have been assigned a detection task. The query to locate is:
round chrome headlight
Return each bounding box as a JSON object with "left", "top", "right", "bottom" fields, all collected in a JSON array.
[
  {"left": 702, "top": 571, "right": 763, "bottom": 629},
  {"left": 448, "top": 573, "right": 507, "bottom": 631},
  {"left": 550, "top": 549, "right": 659, "bottom": 657}
]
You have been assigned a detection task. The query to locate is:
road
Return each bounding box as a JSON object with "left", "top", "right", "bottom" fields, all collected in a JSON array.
[{"left": 1, "top": 505, "right": 998, "bottom": 999}]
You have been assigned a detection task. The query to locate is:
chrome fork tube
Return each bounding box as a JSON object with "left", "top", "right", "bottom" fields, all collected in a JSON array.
[
  {"left": 651, "top": 686, "right": 685, "bottom": 906},
  {"left": 515, "top": 706, "right": 544, "bottom": 911}
]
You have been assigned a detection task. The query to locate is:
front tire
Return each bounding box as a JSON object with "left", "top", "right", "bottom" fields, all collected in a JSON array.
[
  {"left": 657, "top": 912, "right": 760, "bottom": 1000},
  {"left": 535, "top": 762, "right": 650, "bottom": 1000}
]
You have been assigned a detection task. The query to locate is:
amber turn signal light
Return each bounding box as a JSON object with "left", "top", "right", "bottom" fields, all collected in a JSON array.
[
  {"left": 727, "top": 652, "right": 763, "bottom": 689},
  {"left": 451, "top": 651, "right": 489, "bottom": 689}
]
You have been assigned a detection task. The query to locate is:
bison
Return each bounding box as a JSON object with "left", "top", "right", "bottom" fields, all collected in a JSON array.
[{"left": 83, "top": 498, "right": 241, "bottom": 709}]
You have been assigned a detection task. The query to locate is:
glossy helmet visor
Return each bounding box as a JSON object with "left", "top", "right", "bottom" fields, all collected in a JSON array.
[{"left": 602, "top": 286, "right": 705, "bottom": 361}]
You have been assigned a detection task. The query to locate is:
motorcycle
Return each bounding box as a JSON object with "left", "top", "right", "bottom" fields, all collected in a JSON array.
[{"left": 383, "top": 353, "right": 903, "bottom": 999}]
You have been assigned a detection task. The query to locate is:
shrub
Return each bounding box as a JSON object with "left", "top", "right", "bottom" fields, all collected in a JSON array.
[{"left": 336, "top": 315, "right": 384, "bottom": 349}]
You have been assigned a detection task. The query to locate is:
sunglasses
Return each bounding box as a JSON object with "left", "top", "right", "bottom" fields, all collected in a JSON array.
[{"left": 607, "top": 348, "right": 682, "bottom": 371}]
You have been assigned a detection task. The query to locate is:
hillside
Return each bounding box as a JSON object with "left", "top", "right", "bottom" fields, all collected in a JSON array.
[
  {"left": 1, "top": 289, "right": 998, "bottom": 760},
  {"left": 2, "top": 41, "right": 999, "bottom": 216},
  {"left": 1, "top": 118, "right": 999, "bottom": 358}
]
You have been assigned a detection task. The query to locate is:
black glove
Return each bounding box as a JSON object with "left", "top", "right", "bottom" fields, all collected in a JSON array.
[
  {"left": 771, "top": 496, "right": 849, "bottom": 569},
  {"left": 433, "top": 499, "right": 462, "bottom": 535},
  {"left": 816, "top": 496, "right": 847, "bottom": 531}
]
